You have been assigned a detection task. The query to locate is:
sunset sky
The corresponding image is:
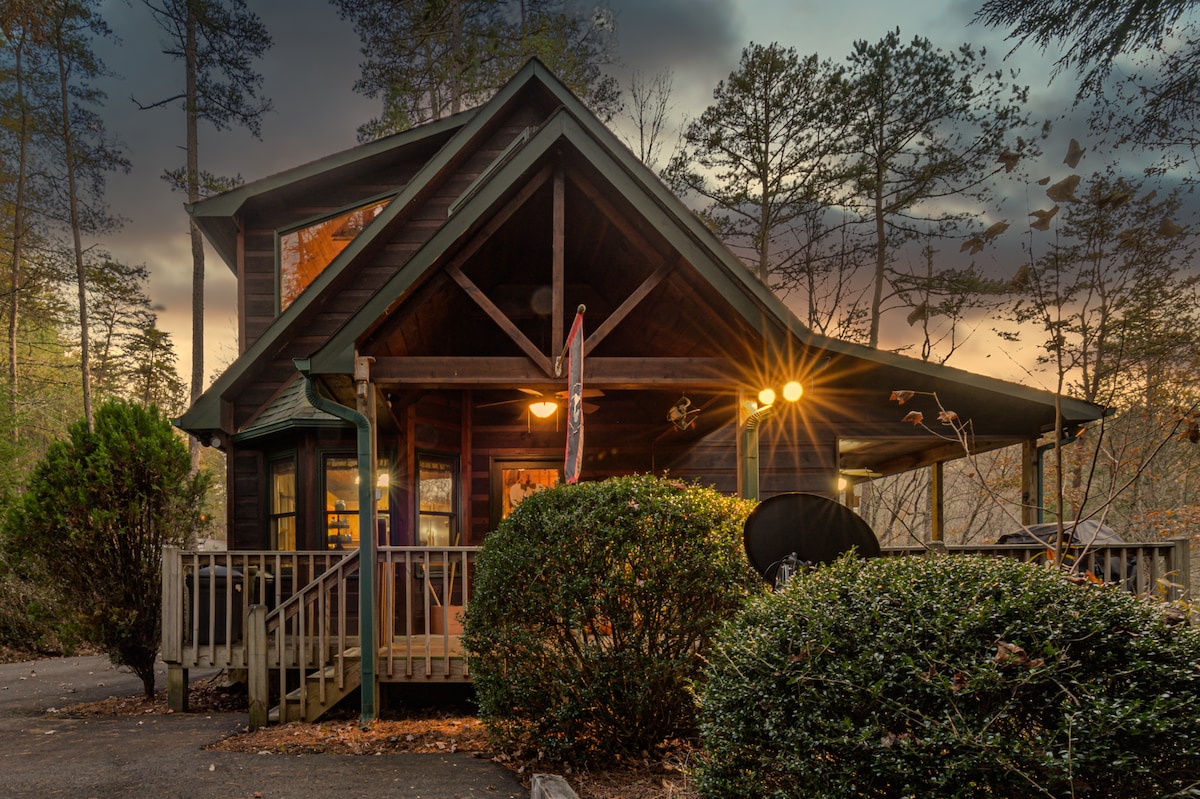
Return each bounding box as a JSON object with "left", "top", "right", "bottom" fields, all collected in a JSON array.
[{"left": 90, "top": 0, "right": 1083, "bottom": 389}]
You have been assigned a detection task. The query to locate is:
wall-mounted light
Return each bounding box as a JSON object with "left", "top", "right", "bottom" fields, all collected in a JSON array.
[
  {"left": 529, "top": 401, "right": 558, "bottom": 419},
  {"left": 740, "top": 379, "right": 805, "bottom": 500}
]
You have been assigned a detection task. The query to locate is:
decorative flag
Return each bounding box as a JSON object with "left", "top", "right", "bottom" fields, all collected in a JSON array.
[{"left": 564, "top": 309, "right": 585, "bottom": 483}]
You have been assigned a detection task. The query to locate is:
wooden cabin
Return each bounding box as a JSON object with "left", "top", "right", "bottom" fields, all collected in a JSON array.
[{"left": 167, "top": 60, "right": 1170, "bottom": 727}]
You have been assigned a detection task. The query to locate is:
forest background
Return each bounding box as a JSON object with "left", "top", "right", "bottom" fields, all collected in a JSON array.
[{"left": 1, "top": 0, "right": 1198, "bottom": 565}]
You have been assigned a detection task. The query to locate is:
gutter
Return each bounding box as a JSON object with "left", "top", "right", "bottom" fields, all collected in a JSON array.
[{"left": 294, "top": 358, "right": 377, "bottom": 725}]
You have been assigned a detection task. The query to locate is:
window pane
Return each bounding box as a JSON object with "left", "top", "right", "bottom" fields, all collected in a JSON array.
[
  {"left": 418, "top": 515, "right": 451, "bottom": 547},
  {"left": 270, "top": 460, "right": 296, "bottom": 550},
  {"left": 279, "top": 198, "right": 391, "bottom": 311},
  {"left": 419, "top": 458, "right": 454, "bottom": 514},
  {"left": 325, "top": 456, "right": 359, "bottom": 549}
]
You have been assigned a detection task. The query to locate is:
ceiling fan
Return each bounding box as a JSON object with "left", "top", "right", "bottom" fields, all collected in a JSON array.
[{"left": 477, "top": 387, "right": 603, "bottom": 414}]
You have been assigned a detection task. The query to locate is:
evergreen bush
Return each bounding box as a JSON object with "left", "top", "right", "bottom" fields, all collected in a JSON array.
[
  {"left": 464, "top": 474, "right": 761, "bottom": 765},
  {"left": 698, "top": 554, "right": 1200, "bottom": 798},
  {"left": 4, "top": 400, "right": 208, "bottom": 693}
]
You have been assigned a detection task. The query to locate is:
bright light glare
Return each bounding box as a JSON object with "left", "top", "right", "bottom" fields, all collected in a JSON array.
[
  {"left": 837, "top": 477, "right": 848, "bottom": 492},
  {"left": 757, "top": 388, "right": 776, "bottom": 406},
  {"left": 782, "top": 381, "right": 803, "bottom": 402},
  {"left": 529, "top": 401, "right": 557, "bottom": 418}
]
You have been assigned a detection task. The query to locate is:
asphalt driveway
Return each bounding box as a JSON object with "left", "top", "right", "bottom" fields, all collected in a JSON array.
[{"left": 0, "top": 655, "right": 524, "bottom": 799}]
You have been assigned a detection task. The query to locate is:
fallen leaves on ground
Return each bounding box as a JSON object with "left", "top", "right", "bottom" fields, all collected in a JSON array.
[
  {"left": 59, "top": 674, "right": 699, "bottom": 799},
  {"left": 62, "top": 672, "right": 248, "bottom": 717},
  {"left": 210, "top": 713, "right": 487, "bottom": 756}
]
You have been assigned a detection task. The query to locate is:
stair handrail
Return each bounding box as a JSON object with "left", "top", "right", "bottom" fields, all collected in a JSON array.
[{"left": 248, "top": 549, "right": 360, "bottom": 729}]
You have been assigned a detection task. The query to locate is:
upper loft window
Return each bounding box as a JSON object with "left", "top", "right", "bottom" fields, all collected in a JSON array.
[{"left": 278, "top": 197, "right": 392, "bottom": 312}]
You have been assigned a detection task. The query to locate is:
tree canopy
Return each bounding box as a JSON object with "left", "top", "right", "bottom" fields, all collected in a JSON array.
[
  {"left": 667, "top": 43, "right": 850, "bottom": 286},
  {"left": 334, "top": 0, "right": 618, "bottom": 140}
]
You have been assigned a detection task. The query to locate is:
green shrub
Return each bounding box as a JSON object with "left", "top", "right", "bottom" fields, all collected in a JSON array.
[
  {"left": 464, "top": 474, "right": 762, "bottom": 765},
  {"left": 5, "top": 400, "right": 208, "bottom": 693},
  {"left": 698, "top": 554, "right": 1200, "bottom": 799}
]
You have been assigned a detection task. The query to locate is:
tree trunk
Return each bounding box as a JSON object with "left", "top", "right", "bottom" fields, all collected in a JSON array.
[
  {"left": 869, "top": 156, "right": 886, "bottom": 349},
  {"left": 8, "top": 32, "right": 30, "bottom": 443},
  {"left": 186, "top": 6, "right": 203, "bottom": 467},
  {"left": 57, "top": 28, "right": 93, "bottom": 429}
]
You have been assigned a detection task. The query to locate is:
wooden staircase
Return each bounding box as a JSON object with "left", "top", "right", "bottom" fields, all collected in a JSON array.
[
  {"left": 277, "top": 647, "right": 362, "bottom": 723},
  {"left": 248, "top": 550, "right": 361, "bottom": 729}
]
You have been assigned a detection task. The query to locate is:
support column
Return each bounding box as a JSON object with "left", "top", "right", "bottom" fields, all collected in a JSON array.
[
  {"left": 167, "top": 666, "right": 189, "bottom": 713},
  {"left": 930, "top": 461, "right": 944, "bottom": 543},
  {"left": 247, "top": 604, "right": 267, "bottom": 731},
  {"left": 1021, "top": 439, "right": 1039, "bottom": 525},
  {"left": 354, "top": 356, "right": 378, "bottom": 725}
]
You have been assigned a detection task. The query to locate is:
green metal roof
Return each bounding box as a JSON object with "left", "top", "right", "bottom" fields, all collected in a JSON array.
[{"left": 229, "top": 377, "right": 347, "bottom": 443}]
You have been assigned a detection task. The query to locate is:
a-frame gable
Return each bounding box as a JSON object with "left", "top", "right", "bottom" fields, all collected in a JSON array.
[
  {"left": 179, "top": 60, "right": 573, "bottom": 434},
  {"left": 307, "top": 105, "right": 778, "bottom": 379}
]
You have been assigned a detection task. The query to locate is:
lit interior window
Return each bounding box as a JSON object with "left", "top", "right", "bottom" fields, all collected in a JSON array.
[{"left": 279, "top": 198, "right": 391, "bottom": 311}]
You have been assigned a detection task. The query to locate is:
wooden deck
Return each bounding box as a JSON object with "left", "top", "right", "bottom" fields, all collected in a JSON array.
[{"left": 162, "top": 538, "right": 1191, "bottom": 726}]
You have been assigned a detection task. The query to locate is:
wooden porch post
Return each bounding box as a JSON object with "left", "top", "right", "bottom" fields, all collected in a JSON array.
[
  {"left": 1174, "top": 536, "right": 1192, "bottom": 602},
  {"left": 246, "top": 604, "right": 268, "bottom": 731},
  {"left": 162, "top": 545, "right": 188, "bottom": 713},
  {"left": 1021, "top": 439, "right": 1039, "bottom": 526},
  {"left": 354, "top": 356, "right": 379, "bottom": 724},
  {"left": 930, "top": 461, "right": 944, "bottom": 544}
]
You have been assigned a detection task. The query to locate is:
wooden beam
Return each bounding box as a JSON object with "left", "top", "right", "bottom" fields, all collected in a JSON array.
[
  {"left": 571, "top": 166, "right": 659, "bottom": 256},
  {"left": 584, "top": 256, "right": 672, "bottom": 353},
  {"left": 370, "top": 356, "right": 739, "bottom": 387},
  {"left": 1022, "top": 439, "right": 1040, "bottom": 525},
  {"left": 444, "top": 163, "right": 553, "bottom": 277},
  {"left": 445, "top": 263, "right": 553, "bottom": 375}
]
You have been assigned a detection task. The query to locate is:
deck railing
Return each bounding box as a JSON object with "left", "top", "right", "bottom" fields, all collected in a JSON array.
[
  {"left": 377, "top": 546, "right": 477, "bottom": 680},
  {"left": 161, "top": 548, "right": 350, "bottom": 669},
  {"left": 881, "top": 537, "right": 1191, "bottom": 600},
  {"left": 248, "top": 549, "right": 361, "bottom": 726},
  {"left": 163, "top": 537, "right": 1188, "bottom": 723}
]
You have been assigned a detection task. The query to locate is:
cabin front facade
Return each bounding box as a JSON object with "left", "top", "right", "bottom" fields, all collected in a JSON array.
[{"left": 168, "top": 61, "right": 1163, "bottom": 726}]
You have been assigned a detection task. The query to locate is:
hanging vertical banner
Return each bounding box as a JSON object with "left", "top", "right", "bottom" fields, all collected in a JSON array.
[{"left": 564, "top": 308, "right": 585, "bottom": 483}]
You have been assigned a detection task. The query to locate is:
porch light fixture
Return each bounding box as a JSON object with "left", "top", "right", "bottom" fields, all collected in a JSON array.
[
  {"left": 529, "top": 400, "right": 557, "bottom": 419},
  {"left": 741, "top": 379, "right": 804, "bottom": 500}
]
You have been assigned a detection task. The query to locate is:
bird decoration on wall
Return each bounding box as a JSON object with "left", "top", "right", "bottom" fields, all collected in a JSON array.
[{"left": 667, "top": 396, "right": 701, "bottom": 431}]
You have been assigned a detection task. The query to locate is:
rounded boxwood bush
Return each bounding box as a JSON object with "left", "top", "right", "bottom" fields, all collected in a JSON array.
[
  {"left": 463, "top": 474, "right": 762, "bottom": 765},
  {"left": 697, "top": 554, "right": 1200, "bottom": 799}
]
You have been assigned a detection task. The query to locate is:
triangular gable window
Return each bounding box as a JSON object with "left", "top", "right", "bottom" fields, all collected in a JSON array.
[{"left": 278, "top": 197, "right": 392, "bottom": 312}]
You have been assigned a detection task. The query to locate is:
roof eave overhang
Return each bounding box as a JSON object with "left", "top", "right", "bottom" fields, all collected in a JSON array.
[{"left": 185, "top": 110, "right": 478, "bottom": 272}]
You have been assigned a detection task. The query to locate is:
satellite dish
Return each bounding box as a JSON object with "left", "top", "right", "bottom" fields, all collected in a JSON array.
[{"left": 743, "top": 493, "right": 881, "bottom": 587}]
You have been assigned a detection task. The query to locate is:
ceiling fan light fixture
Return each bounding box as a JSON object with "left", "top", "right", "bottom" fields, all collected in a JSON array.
[{"left": 529, "top": 401, "right": 558, "bottom": 418}]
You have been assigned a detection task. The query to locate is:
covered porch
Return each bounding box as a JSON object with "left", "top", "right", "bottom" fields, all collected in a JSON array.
[{"left": 161, "top": 533, "right": 1191, "bottom": 728}]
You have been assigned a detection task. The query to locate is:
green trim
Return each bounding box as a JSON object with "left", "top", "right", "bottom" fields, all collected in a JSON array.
[{"left": 230, "top": 417, "right": 347, "bottom": 444}]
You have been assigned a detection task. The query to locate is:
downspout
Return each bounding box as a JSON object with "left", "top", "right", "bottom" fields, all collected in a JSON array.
[
  {"left": 1036, "top": 427, "right": 1081, "bottom": 525},
  {"left": 294, "top": 357, "right": 377, "bottom": 725}
]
